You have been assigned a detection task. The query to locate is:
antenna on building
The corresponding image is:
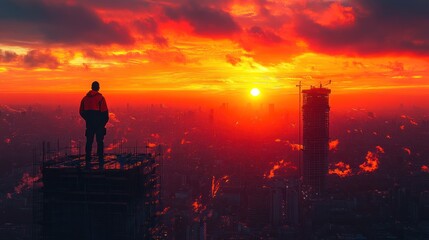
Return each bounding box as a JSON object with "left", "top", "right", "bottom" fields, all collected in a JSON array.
[{"left": 296, "top": 80, "right": 302, "bottom": 175}]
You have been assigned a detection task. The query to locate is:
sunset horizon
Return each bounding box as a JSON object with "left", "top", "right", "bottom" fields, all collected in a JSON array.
[
  {"left": 2, "top": 1, "right": 429, "bottom": 239},
  {"left": 1, "top": 0, "right": 429, "bottom": 102}
]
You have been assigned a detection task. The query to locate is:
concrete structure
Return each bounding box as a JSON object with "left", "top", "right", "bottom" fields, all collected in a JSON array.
[
  {"left": 302, "top": 86, "right": 331, "bottom": 198},
  {"left": 37, "top": 154, "right": 160, "bottom": 240}
]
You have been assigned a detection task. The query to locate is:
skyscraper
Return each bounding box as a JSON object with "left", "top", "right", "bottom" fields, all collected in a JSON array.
[{"left": 302, "top": 86, "right": 331, "bottom": 198}]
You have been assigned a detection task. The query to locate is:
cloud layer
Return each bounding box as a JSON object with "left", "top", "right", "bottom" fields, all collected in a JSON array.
[
  {"left": 1, "top": 0, "right": 428, "bottom": 56},
  {"left": 295, "top": 0, "right": 429, "bottom": 55},
  {"left": 0, "top": 0, "right": 133, "bottom": 45},
  {"left": 1, "top": 0, "right": 429, "bottom": 93}
]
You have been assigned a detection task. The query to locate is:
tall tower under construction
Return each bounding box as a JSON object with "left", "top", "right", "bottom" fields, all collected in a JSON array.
[
  {"left": 34, "top": 152, "right": 161, "bottom": 240},
  {"left": 302, "top": 86, "right": 331, "bottom": 197}
]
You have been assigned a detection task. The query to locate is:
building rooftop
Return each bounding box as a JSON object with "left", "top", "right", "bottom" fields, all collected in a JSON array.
[
  {"left": 302, "top": 87, "right": 331, "bottom": 95},
  {"left": 42, "top": 153, "right": 156, "bottom": 171},
  {"left": 38, "top": 153, "right": 161, "bottom": 240}
]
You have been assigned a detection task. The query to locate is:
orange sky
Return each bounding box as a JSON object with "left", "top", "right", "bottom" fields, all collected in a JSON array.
[{"left": 1, "top": 0, "right": 429, "bottom": 103}]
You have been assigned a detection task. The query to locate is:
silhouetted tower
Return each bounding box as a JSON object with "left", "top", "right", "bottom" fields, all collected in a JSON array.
[{"left": 302, "top": 86, "right": 331, "bottom": 197}]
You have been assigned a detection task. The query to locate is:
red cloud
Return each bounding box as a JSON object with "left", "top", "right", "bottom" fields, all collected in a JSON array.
[
  {"left": 0, "top": 50, "right": 18, "bottom": 62},
  {"left": 164, "top": 3, "right": 241, "bottom": 38},
  {"left": 134, "top": 17, "right": 169, "bottom": 47},
  {"left": 247, "top": 26, "right": 284, "bottom": 44},
  {"left": 23, "top": 50, "right": 60, "bottom": 69},
  {"left": 304, "top": 2, "right": 355, "bottom": 28},
  {"left": 295, "top": 0, "right": 429, "bottom": 56},
  {"left": 2, "top": 0, "right": 429, "bottom": 67},
  {"left": 225, "top": 54, "right": 241, "bottom": 66}
]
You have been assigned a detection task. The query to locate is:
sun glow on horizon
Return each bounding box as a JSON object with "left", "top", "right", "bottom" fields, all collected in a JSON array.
[
  {"left": 250, "top": 88, "right": 261, "bottom": 97},
  {"left": 0, "top": 0, "right": 428, "bottom": 98}
]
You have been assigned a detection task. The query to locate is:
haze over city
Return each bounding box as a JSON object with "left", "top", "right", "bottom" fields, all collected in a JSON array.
[{"left": 1, "top": 0, "right": 429, "bottom": 239}]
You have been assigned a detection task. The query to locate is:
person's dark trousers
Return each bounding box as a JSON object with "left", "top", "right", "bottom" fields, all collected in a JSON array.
[{"left": 85, "top": 127, "right": 106, "bottom": 169}]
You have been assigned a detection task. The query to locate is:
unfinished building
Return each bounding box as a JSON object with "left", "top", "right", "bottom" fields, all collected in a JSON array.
[{"left": 35, "top": 153, "right": 160, "bottom": 240}]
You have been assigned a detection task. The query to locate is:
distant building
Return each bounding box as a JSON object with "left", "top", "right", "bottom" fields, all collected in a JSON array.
[
  {"left": 284, "top": 179, "right": 300, "bottom": 226},
  {"left": 246, "top": 186, "right": 271, "bottom": 228},
  {"left": 302, "top": 86, "right": 331, "bottom": 198},
  {"left": 37, "top": 154, "right": 160, "bottom": 240}
]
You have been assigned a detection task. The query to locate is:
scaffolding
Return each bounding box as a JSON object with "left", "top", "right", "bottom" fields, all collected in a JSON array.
[{"left": 33, "top": 145, "right": 161, "bottom": 240}]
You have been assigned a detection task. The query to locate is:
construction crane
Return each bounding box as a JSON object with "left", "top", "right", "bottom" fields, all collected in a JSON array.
[{"left": 320, "top": 80, "right": 332, "bottom": 88}]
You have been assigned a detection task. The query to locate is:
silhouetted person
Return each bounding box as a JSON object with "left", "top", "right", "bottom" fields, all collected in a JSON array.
[{"left": 79, "top": 81, "right": 109, "bottom": 169}]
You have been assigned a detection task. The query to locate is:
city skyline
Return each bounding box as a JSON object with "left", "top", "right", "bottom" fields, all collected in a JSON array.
[
  {"left": 2, "top": 89, "right": 429, "bottom": 238},
  {"left": 2, "top": 0, "right": 429, "bottom": 239}
]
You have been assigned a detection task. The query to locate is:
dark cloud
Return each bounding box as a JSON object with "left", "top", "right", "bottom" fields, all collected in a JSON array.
[
  {"left": 247, "top": 26, "right": 283, "bottom": 44},
  {"left": 72, "top": 0, "right": 149, "bottom": 10},
  {"left": 164, "top": 3, "right": 241, "bottom": 37},
  {"left": 0, "top": 0, "right": 134, "bottom": 45},
  {"left": 153, "top": 36, "right": 169, "bottom": 47},
  {"left": 134, "top": 17, "right": 169, "bottom": 47},
  {"left": 23, "top": 50, "right": 60, "bottom": 69},
  {"left": 0, "top": 50, "right": 18, "bottom": 62},
  {"left": 135, "top": 18, "right": 159, "bottom": 35},
  {"left": 0, "top": 48, "right": 60, "bottom": 68},
  {"left": 254, "top": 0, "right": 290, "bottom": 29},
  {"left": 295, "top": 0, "right": 429, "bottom": 55}
]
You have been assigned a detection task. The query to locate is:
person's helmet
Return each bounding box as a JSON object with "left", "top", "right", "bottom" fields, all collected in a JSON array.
[{"left": 91, "top": 81, "right": 100, "bottom": 91}]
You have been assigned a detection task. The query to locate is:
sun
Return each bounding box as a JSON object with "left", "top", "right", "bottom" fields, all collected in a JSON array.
[{"left": 250, "top": 88, "right": 261, "bottom": 97}]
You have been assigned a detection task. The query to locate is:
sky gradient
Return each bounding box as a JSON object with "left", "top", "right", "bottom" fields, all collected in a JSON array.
[{"left": 1, "top": 0, "right": 429, "bottom": 99}]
